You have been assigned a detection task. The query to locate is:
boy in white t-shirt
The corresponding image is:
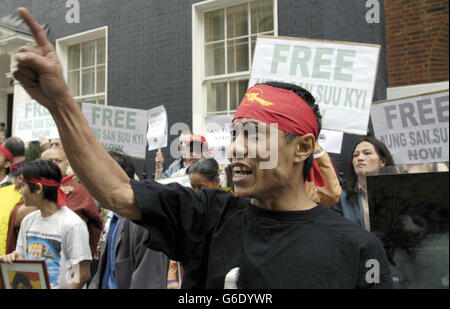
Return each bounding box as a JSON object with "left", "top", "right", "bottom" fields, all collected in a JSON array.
[{"left": 0, "top": 160, "right": 92, "bottom": 289}]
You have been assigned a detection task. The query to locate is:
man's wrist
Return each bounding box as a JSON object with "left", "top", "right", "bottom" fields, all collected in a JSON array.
[{"left": 47, "top": 88, "right": 75, "bottom": 114}]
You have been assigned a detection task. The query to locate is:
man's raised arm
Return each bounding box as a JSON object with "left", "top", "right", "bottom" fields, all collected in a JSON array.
[{"left": 13, "top": 8, "right": 141, "bottom": 221}]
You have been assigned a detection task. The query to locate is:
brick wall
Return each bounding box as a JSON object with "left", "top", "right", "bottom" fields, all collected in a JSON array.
[{"left": 385, "top": 0, "right": 449, "bottom": 87}]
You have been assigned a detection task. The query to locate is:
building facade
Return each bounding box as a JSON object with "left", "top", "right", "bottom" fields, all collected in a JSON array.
[{"left": 0, "top": 0, "right": 448, "bottom": 177}]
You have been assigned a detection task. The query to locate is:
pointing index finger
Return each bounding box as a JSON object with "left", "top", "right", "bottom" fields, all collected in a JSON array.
[{"left": 17, "top": 7, "right": 54, "bottom": 54}]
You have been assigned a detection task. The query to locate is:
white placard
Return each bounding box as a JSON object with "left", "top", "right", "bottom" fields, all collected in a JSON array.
[
  {"left": 249, "top": 35, "right": 380, "bottom": 135},
  {"left": 14, "top": 100, "right": 59, "bottom": 142},
  {"left": 82, "top": 103, "right": 148, "bottom": 159},
  {"left": 371, "top": 90, "right": 449, "bottom": 164},
  {"left": 318, "top": 129, "right": 344, "bottom": 154},
  {"left": 157, "top": 175, "right": 191, "bottom": 188},
  {"left": 205, "top": 115, "right": 233, "bottom": 165},
  {"left": 147, "top": 105, "right": 168, "bottom": 151}
]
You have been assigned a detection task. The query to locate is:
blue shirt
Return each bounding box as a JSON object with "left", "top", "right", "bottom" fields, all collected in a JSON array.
[
  {"left": 162, "top": 158, "right": 183, "bottom": 178},
  {"left": 101, "top": 213, "right": 122, "bottom": 289},
  {"left": 332, "top": 187, "right": 365, "bottom": 229}
]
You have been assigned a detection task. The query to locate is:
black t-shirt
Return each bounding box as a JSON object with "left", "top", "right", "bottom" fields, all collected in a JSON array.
[{"left": 131, "top": 179, "right": 393, "bottom": 289}]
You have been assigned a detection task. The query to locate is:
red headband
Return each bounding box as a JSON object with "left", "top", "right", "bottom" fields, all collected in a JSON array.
[
  {"left": 0, "top": 145, "right": 13, "bottom": 163},
  {"left": 20, "top": 174, "right": 75, "bottom": 207},
  {"left": 232, "top": 85, "right": 327, "bottom": 187}
]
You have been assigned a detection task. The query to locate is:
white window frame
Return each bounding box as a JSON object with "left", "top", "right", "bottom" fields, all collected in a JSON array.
[
  {"left": 56, "top": 26, "right": 108, "bottom": 106},
  {"left": 192, "top": 0, "right": 278, "bottom": 134},
  {"left": 387, "top": 81, "right": 450, "bottom": 100}
]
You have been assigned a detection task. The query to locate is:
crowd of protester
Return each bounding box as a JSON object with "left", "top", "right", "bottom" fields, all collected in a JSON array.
[{"left": 0, "top": 8, "right": 448, "bottom": 289}]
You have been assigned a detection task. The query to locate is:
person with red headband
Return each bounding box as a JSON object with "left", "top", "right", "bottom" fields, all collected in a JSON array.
[
  {"left": 0, "top": 160, "right": 92, "bottom": 289},
  {"left": 40, "top": 147, "right": 103, "bottom": 258},
  {"left": 155, "top": 130, "right": 193, "bottom": 180},
  {"left": 3, "top": 137, "right": 26, "bottom": 177},
  {"left": 12, "top": 8, "right": 393, "bottom": 288},
  {"left": 0, "top": 145, "right": 14, "bottom": 188}
]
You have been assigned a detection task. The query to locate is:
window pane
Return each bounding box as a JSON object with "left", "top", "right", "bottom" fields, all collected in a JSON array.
[
  {"left": 230, "top": 80, "right": 248, "bottom": 110},
  {"left": 251, "top": 35, "right": 257, "bottom": 64},
  {"left": 82, "top": 40, "right": 95, "bottom": 67},
  {"left": 81, "top": 68, "right": 95, "bottom": 95},
  {"left": 227, "top": 4, "right": 248, "bottom": 39},
  {"left": 205, "top": 42, "right": 225, "bottom": 76},
  {"left": 99, "top": 98, "right": 105, "bottom": 105},
  {"left": 205, "top": 9, "right": 224, "bottom": 42},
  {"left": 251, "top": 0, "right": 273, "bottom": 34},
  {"left": 68, "top": 71, "right": 79, "bottom": 97},
  {"left": 68, "top": 44, "right": 80, "bottom": 70},
  {"left": 227, "top": 38, "right": 249, "bottom": 73},
  {"left": 207, "top": 82, "right": 227, "bottom": 113},
  {"left": 97, "top": 38, "right": 106, "bottom": 65},
  {"left": 96, "top": 65, "right": 105, "bottom": 93}
]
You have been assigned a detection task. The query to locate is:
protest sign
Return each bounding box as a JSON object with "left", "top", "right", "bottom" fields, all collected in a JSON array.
[
  {"left": 318, "top": 129, "right": 344, "bottom": 154},
  {"left": 14, "top": 100, "right": 59, "bottom": 142},
  {"left": 371, "top": 90, "right": 449, "bottom": 164},
  {"left": 147, "top": 105, "right": 168, "bottom": 151},
  {"left": 157, "top": 175, "right": 191, "bottom": 188},
  {"left": 205, "top": 115, "right": 233, "bottom": 165},
  {"left": 249, "top": 35, "right": 380, "bottom": 135},
  {"left": 82, "top": 103, "right": 148, "bottom": 159}
]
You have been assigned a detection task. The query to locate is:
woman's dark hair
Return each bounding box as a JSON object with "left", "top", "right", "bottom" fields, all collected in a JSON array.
[
  {"left": 18, "top": 160, "right": 62, "bottom": 203},
  {"left": 187, "top": 157, "right": 220, "bottom": 182},
  {"left": 258, "top": 82, "right": 322, "bottom": 181},
  {"left": 12, "top": 272, "right": 32, "bottom": 289},
  {"left": 344, "top": 136, "right": 395, "bottom": 203},
  {"left": 108, "top": 149, "right": 135, "bottom": 179}
]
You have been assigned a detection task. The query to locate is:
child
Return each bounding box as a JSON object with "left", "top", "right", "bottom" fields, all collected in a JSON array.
[{"left": 0, "top": 160, "right": 92, "bottom": 289}]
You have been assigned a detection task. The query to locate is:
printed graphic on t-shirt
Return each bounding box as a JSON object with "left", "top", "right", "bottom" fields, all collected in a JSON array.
[{"left": 26, "top": 231, "right": 62, "bottom": 287}]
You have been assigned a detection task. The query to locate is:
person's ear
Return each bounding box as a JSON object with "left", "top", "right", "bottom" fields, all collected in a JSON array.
[
  {"left": 380, "top": 159, "right": 386, "bottom": 167},
  {"left": 35, "top": 183, "right": 44, "bottom": 195},
  {"left": 4, "top": 160, "right": 11, "bottom": 169},
  {"left": 294, "top": 133, "right": 315, "bottom": 164},
  {"left": 215, "top": 176, "right": 220, "bottom": 187}
]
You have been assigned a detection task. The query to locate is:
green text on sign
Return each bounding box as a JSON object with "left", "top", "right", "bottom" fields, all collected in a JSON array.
[
  {"left": 271, "top": 44, "right": 356, "bottom": 82},
  {"left": 91, "top": 106, "right": 137, "bottom": 130}
]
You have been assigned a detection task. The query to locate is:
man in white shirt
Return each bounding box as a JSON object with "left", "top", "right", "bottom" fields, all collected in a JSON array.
[{"left": 0, "top": 160, "right": 92, "bottom": 289}]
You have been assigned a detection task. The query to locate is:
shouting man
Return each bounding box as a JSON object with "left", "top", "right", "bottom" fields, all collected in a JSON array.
[{"left": 11, "top": 8, "right": 392, "bottom": 288}]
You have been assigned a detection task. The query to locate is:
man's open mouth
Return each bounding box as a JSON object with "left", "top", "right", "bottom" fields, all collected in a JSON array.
[{"left": 232, "top": 163, "right": 253, "bottom": 181}]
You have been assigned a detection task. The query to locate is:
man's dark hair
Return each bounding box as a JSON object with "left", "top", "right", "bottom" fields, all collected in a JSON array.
[
  {"left": 18, "top": 160, "right": 62, "bottom": 203},
  {"left": 344, "top": 136, "right": 395, "bottom": 203},
  {"left": 258, "top": 82, "right": 322, "bottom": 181},
  {"left": 4, "top": 137, "right": 25, "bottom": 157},
  {"left": 108, "top": 149, "right": 135, "bottom": 179},
  {"left": 187, "top": 157, "right": 220, "bottom": 182}
]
